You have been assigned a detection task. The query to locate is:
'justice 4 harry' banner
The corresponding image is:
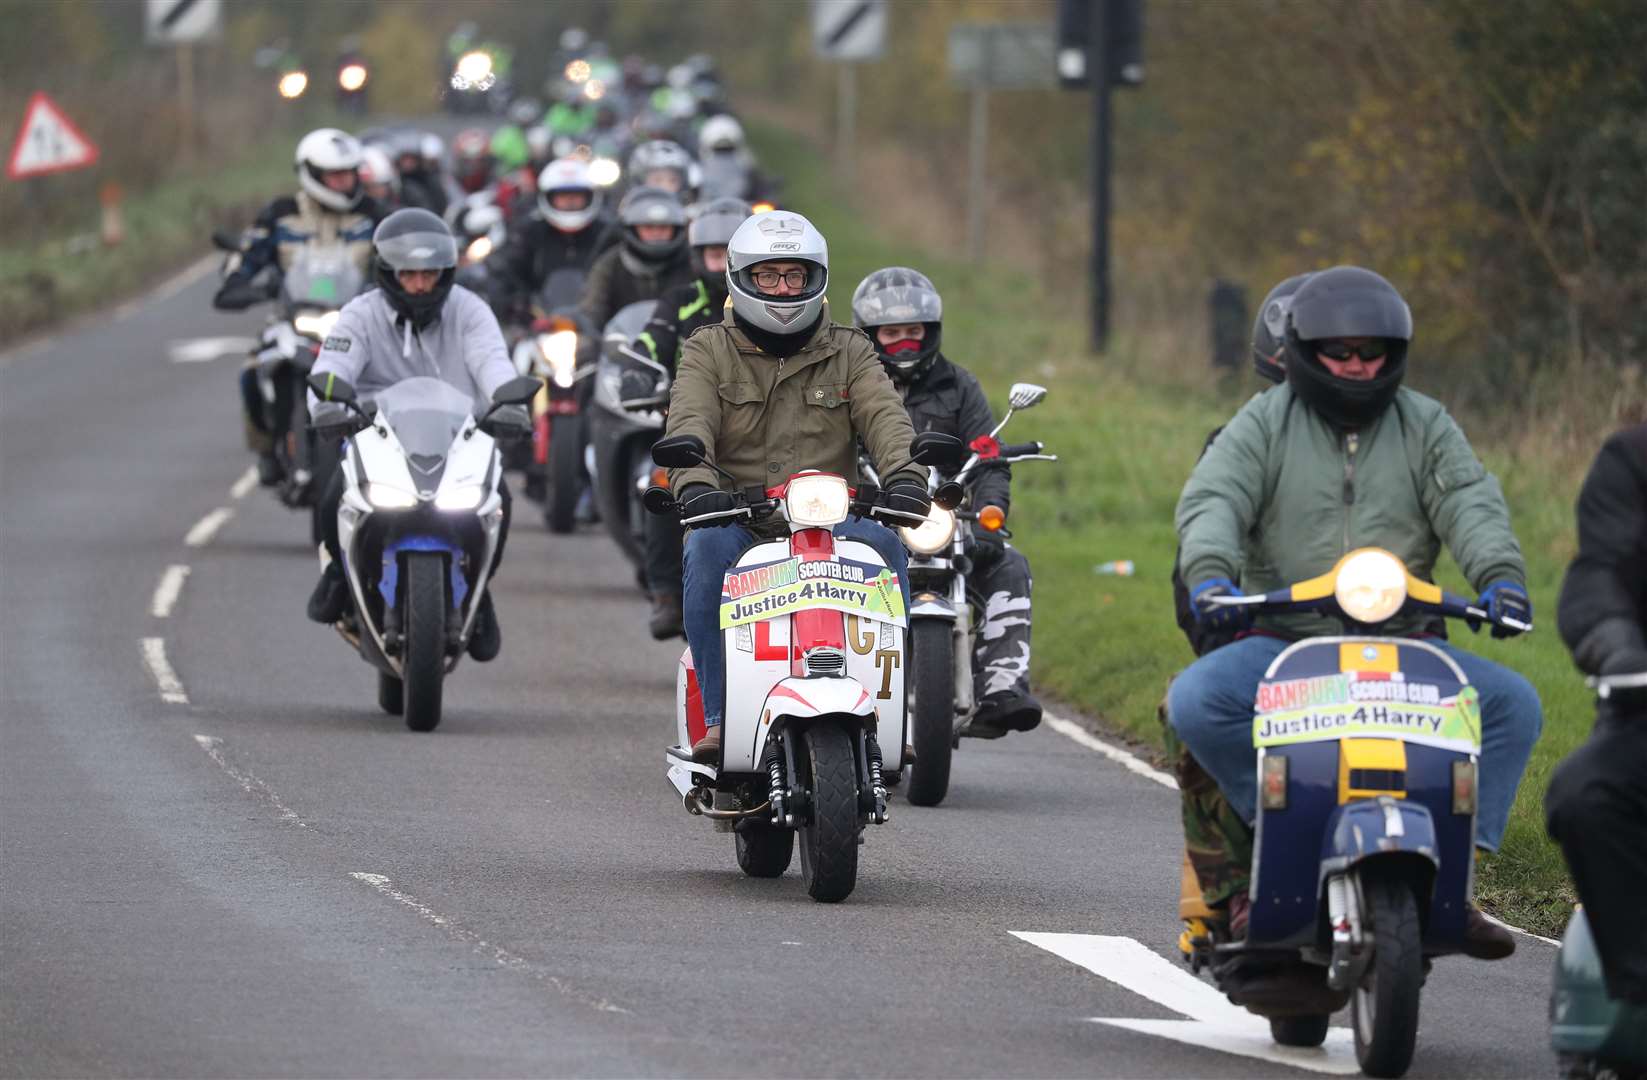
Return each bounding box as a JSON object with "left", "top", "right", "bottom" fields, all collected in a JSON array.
[{"left": 720, "top": 555, "right": 906, "bottom": 629}]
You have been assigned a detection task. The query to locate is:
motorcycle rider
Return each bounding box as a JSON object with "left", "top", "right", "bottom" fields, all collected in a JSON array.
[
  {"left": 304, "top": 209, "right": 529, "bottom": 660},
  {"left": 630, "top": 196, "right": 752, "bottom": 639},
  {"left": 851, "top": 266, "right": 1041, "bottom": 737},
  {"left": 662, "top": 211, "right": 931, "bottom": 763},
  {"left": 695, "top": 114, "right": 774, "bottom": 204},
  {"left": 625, "top": 139, "right": 695, "bottom": 201},
  {"left": 1546, "top": 422, "right": 1647, "bottom": 1006},
  {"left": 579, "top": 185, "right": 694, "bottom": 334},
  {"left": 357, "top": 144, "right": 401, "bottom": 210},
  {"left": 481, "top": 157, "right": 605, "bottom": 328},
  {"left": 1168, "top": 265, "right": 1541, "bottom": 959},
  {"left": 215, "top": 128, "right": 387, "bottom": 487}
]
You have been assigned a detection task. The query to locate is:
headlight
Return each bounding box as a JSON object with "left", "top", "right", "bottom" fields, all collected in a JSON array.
[
  {"left": 785, "top": 474, "right": 851, "bottom": 528},
  {"left": 435, "top": 484, "right": 484, "bottom": 511},
  {"left": 588, "top": 157, "right": 621, "bottom": 187},
  {"left": 456, "top": 50, "right": 493, "bottom": 83},
  {"left": 538, "top": 329, "right": 578, "bottom": 387},
  {"left": 365, "top": 483, "right": 417, "bottom": 509},
  {"left": 278, "top": 71, "right": 308, "bottom": 99},
  {"left": 338, "top": 63, "right": 368, "bottom": 91},
  {"left": 464, "top": 236, "right": 493, "bottom": 263},
  {"left": 1334, "top": 549, "right": 1407, "bottom": 623},
  {"left": 900, "top": 504, "right": 956, "bottom": 555},
  {"left": 293, "top": 311, "right": 340, "bottom": 339}
]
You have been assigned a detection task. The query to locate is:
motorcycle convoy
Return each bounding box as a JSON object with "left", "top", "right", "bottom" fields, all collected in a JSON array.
[{"left": 205, "top": 41, "right": 1643, "bottom": 1080}]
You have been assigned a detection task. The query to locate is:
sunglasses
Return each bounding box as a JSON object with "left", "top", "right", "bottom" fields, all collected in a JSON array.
[
  {"left": 751, "top": 268, "right": 810, "bottom": 290},
  {"left": 1315, "top": 340, "right": 1389, "bottom": 362}
]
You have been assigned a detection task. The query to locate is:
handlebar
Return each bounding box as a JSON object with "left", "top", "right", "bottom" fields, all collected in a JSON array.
[
  {"left": 1204, "top": 581, "right": 1532, "bottom": 635},
  {"left": 998, "top": 441, "right": 1042, "bottom": 457}
]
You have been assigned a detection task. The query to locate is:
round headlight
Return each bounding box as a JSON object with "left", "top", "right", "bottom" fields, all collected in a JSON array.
[
  {"left": 784, "top": 474, "right": 850, "bottom": 528},
  {"left": 1334, "top": 549, "right": 1407, "bottom": 623},
  {"left": 900, "top": 505, "right": 956, "bottom": 555},
  {"left": 539, "top": 330, "right": 578, "bottom": 387}
]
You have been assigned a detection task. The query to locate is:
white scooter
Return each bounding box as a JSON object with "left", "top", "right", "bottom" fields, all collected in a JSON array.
[
  {"left": 306, "top": 372, "right": 539, "bottom": 732},
  {"left": 647, "top": 431, "right": 963, "bottom": 902}
]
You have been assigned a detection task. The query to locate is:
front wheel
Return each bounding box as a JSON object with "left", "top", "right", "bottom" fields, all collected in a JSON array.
[
  {"left": 546, "top": 414, "right": 581, "bottom": 534},
  {"left": 904, "top": 619, "right": 955, "bottom": 807},
  {"left": 735, "top": 819, "right": 794, "bottom": 878},
  {"left": 401, "top": 552, "right": 447, "bottom": 732},
  {"left": 798, "top": 724, "right": 859, "bottom": 903},
  {"left": 1353, "top": 874, "right": 1424, "bottom": 1078}
]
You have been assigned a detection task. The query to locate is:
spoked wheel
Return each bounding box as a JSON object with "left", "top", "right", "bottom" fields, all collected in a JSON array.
[
  {"left": 735, "top": 819, "right": 794, "bottom": 878},
  {"left": 797, "top": 724, "right": 859, "bottom": 903},
  {"left": 1353, "top": 874, "right": 1424, "bottom": 1078},
  {"left": 400, "top": 551, "right": 447, "bottom": 733},
  {"left": 546, "top": 415, "right": 581, "bottom": 534},
  {"left": 904, "top": 619, "right": 955, "bottom": 807},
  {"left": 377, "top": 671, "right": 404, "bottom": 715},
  {"left": 1271, "top": 1013, "right": 1331, "bottom": 1048}
]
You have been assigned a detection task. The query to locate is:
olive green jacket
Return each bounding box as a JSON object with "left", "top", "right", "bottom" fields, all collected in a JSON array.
[
  {"left": 1176, "top": 384, "right": 1526, "bottom": 639},
  {"left": 663, "top": 309, "right": 923, "bottom": 520}
]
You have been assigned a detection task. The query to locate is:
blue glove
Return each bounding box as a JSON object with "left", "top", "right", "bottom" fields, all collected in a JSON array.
[
  {"left": 1477, "top": 581, "right": 1531, "bottom": 638},
  {"left": 1189, "top": 577, "right": 1252, "bottom": 634}
]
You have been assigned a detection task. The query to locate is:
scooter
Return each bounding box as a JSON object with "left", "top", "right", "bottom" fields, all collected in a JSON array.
[
  {"left": 862, "top": 382, "right": 1057, "bottom": 807},
  {"left": 1179, "top": 548, "right": 1531, "bottom": 1078},
  {"left": 305, "top": 372, "right": 539, "bottom": 732},
  {"left": 588, "top": 299, "right": 667, "bottom": 578},
  {"left": 647, "top": 431, "right": 961, "bottom": 902}
]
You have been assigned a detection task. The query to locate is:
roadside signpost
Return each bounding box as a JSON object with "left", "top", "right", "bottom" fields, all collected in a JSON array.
[
  {"left": 145, "top": 0, "right": 223, "bottom": 166},
  {"left": 811, "top": 0, "right": 887, "bottom": 182},
  {"left": 6, "top": 93, "right": 100, "bottom": 181}
]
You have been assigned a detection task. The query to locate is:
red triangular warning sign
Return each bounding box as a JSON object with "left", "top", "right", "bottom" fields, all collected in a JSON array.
[{"left": 7, "top": 92, "right": 100, "bottom": 180}]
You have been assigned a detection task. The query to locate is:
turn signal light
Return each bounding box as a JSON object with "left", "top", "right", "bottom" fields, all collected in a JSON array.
[
  {"left": 1261, "top": 753, "right": 1288, "bottom": 810},
  {"left": 651, "top": 467, "right": 668, "bottom": 489},
  {"left": 1452, "top": 760, "right": 1477, "bottom": 815},
  {"left": 977, "top": 504, "right": 1006, "bottom": 532}
]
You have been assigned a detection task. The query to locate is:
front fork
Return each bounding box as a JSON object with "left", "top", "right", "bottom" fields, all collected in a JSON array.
[{"left": 753, "top": 723, "right": 888, "bottom": 829}]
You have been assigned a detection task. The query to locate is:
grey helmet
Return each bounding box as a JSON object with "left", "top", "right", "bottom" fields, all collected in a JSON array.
[
  {"left": 616, "top": 185, "right": 687, "bottom": 270},
  {"left": 626, "top": 139, "right": 695, "bottom": 197},
  {"left": 851, "top": 266, "right": 943, "bottom": 384},
  {"left": 1283, "top": 265, "right": 1413, "bottom": 429},
  {"left": 372, "top": 208, "right": 458, "bottom": 327},
  {"left": 1251, "top": 272, "right": 1314, "bottom": 384},
  {"left": 687, "top": 196, "right": 751, "bottom": 283},
  {"left": 726, "top": 210, "right": 828, "bottom": 336}
]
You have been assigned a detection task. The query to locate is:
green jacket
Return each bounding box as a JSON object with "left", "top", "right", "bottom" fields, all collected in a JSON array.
[
  {"left": 1176, "top": 384, "right": 1526, "bottom": 639},
  {"left": 663, "top": 308, "right": 923, "bottom": 527}
]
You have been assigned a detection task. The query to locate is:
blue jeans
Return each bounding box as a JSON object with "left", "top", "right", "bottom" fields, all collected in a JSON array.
[
  {"left": 683, "top": 516, "right": 909, "bottom": 728},
  {"left": 1165, "top": 635, "right": 1542, "bottom": 851}
]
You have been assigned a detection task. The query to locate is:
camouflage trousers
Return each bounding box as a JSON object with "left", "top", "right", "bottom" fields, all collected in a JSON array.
[{"left": 1159, "top": 692, "right": 1253, "bottom": 909}]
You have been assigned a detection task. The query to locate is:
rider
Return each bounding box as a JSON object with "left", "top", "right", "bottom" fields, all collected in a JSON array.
[
  {"left": 851, "top": 266, "right": 1042, "bottom": 737},
  {"left": 304, "top": 209, "right": 529, "bottom": 659},
  {"left": 357, "top": 144, "right": 401, "bottom": 211},
  {"left": 215, "top": 128, "right": 386, "bottom": 487},
  {"left": 625, "top": 139, "right": 696, "bottom": 201},
  {"left": 694, "top": 115, "right": 774, "bottom": 204},
  {"left": 630, "top": 196, "right": 752, "bottom": 640},
  {"left": 579, "top": 185, "right": 694, "bottom": 334},
  {"left": 1168, "top": 265, "right": 1540, "bottom": 959},
  {"left": 1546, "top": 422, "right": 1647, "bottom": 1006},
  {"left": 481, "top": 157, "right": 605, "bottom": 328},
  {"left": 662, "top": 211, "right": 931, "bottom": 763}
]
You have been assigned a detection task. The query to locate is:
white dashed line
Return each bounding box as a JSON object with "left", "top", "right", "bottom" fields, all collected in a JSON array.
[
  {"left": 140, "top": 637, "right": 189, "bottom": 704},
  {"left": 1045, "top": 712, "right": 1177, "bottom": 789},
  {"left": 114, "top": 255, "right": 218, "bottom": 321},
  {"left": 349, "top": 872, "right": 630, "bottom": 1014},
  {"left": 229, "top": 466, "right": 258, "bottom": 500},
  {"left": 150, "top": 564, "right": 191, "bottom": 618},
  {"left": 183, "top": 507, "right": 234, "bottom": 547},
  {"left": 167, "top": 336, "right": 257, "bottom": 363},
  {"left": 192, "top": 735, "right": 307, "bottom": 826}
]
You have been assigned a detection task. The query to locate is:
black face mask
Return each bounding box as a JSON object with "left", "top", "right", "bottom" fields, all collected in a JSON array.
[
  {"left": 1283, "top": 333, "right": 1408, "bottom": 429},
  {"left": 733, "top": 310, "right": 823, "bottom": 359}
]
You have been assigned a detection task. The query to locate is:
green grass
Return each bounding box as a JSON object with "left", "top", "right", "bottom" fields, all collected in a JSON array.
[{"left": 753, "top": 121, "right": 1586, "bottom": 936}]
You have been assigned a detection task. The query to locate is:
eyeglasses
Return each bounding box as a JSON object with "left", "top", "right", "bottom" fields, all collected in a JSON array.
[
  {"left": 1315, "top": 340, "right": 1389, "bottom": 362},
  {"left": 751, "top": 268, "right": 810, "bottom": 290}
]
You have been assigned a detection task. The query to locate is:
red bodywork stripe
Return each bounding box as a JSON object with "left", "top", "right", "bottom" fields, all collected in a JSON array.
[{"left": 790, "top": 529, "right": 842, "bottom": 676}]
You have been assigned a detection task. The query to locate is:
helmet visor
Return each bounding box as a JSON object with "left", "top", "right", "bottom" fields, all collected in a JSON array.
[{"left": 376, "top": 229, "right": 458, "bottom": 272}]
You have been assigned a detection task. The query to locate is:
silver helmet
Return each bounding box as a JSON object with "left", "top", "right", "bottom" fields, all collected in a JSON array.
[
  {"left": 726, "top": 210, "right": 828, "bottom": 336},
  {"left": 851, "top": 266, "right": 943, "bottom": 383},
  {"left": 616, "top": 185, "right": 687, "bottom": 267}
]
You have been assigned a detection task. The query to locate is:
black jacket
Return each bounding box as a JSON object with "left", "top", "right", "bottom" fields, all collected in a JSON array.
[
  {"left": 1558, "top": 423, "right": 1647, "bottom": 677},
  {"left": 578, "top": 244, "right": 695, "bottom": 336},
  {"left": 481, "top": 211, "right": 605, "bottom": 325},
  {"left": 901, "top": 354, "right": 1010, "bottom": 514},
  {"left": 213, "top": 192, "right": 386, "bottom": 309},
  {"left": 636, "top": 278, "right": 725, "bottom": 375}
]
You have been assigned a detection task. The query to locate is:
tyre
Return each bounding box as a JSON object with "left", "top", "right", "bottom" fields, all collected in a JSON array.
[
  {"left": 377, "top": 671, "right": 403, "bottom": 715},
  {"left": 1271, "top": 1014, "right": 1331, "bottom": 1048},
  {"left": 546, "top": 414, "right": 581, "bottom": 534},
  {"left": 735, "top": 820, "right": 794, "bottom": 878},
  {"left": 797, "top": 724, "right": 859, "bottom": 903},
  {"left": 401, "top": 551, "right": 446, "bottom": 733},
  {"left": 1353, "top": 873, "right": 1424, "bottom": 1078},
  {"left": 904, "top": 619, "right": 955, "bottom": 807}
]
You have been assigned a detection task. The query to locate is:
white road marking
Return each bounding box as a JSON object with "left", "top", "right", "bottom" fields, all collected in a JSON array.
[
  {"left": 192, "top": 735, "right": 306, "bottom": 826},
  {"left": 349, "top": 872, "right": 630, "bottom": 1015},
  {"left": 167, "top": 335, "right": 256, "bottom": 363},
  {"left": 183, "top": 507, "right": 234, "bottom": 548},
  {"left": 140, "top": 637, "right": 189, "bottom": 704},
  {"left": 1012, "top": 932, "right": 1358, "bottom": 1074},
  {"left": 1486, "top": 910, "right": 1561, "bottom": 948},
  {"left": 228, "top": 466, "right": 258, "bottom": 500},
  {"left": 113, "top": 255, "right": 218, "bottom": 320},
  {"left": 1044, "top": 711, "right": 1177, "bottom": 789},
  {"left": 150, "top": 564, "right": 191, "bottom": 618}
]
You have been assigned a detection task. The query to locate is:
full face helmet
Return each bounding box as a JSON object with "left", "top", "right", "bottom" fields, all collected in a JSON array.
[
  {"left": 1251, "top": 272, "right": 1315, "bottom": 384},
  {"left": 686, "top": 196, "right": 752, "bottom": 284},
  {"left": 295, "top": 128, "right": 364, "bottom": 212},
  {"left": 616, "top": 185, "right": 687, "bottom": 268},
  {"left": 1283, "top": 265, "right": 1413, "bottom": 428},
  {"left": 725, "top": 210, "right": 828, "bottom": 336},
  {"left": 536, "top": 157, "right": 601, "bottom": 233},
  {"left": 372, "top": 208, "right": 458, "bottom": 328},
  {"left": 850, "top": 266, "right": 944, "bottom": 384}
]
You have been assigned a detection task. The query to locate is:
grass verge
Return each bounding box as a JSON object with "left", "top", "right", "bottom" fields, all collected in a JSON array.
[{"left": 753, "top": 121, "right": 1586, "bottom": 936}]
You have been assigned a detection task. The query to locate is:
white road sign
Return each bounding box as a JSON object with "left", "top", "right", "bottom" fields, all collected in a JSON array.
[
  {"left": 812, "top": 0, "right": 887, "bottom": 61},
  {"left": 145, "top": 0, "right": 222, "bottom": 44},
  {"left": 6, "top": 93, "right": 99, "bottom": 180}
]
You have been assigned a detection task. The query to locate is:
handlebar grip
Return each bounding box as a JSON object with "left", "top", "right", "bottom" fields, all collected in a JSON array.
[{"left": 998, "top": 441, "right": 1042, "bottom": 458}]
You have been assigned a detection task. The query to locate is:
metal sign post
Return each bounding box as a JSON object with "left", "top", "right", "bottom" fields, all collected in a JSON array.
[
  {"left": 145, "top": 0, "right": 222, "bottom": 167},
  {"left": 812, "top": 0, "right": 886, "bottom": 184}
]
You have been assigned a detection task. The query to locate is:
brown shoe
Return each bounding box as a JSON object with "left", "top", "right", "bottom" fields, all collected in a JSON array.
[
  {"left": 691, "top": 726, "right": 722, "bottom": 764},
  {"left": 1462, "top": 903, "right": 1516, "bottom": 960},
  {"left": 648, "top": 593, "right": 684, "bottom": 640}
]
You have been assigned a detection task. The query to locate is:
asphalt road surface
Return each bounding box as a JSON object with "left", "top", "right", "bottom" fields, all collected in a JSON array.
[{"left": 0, "top": 261, "right": 1560, "bottom": 1078}]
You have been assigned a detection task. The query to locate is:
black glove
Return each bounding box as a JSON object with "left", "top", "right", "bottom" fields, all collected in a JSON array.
[
  {"left": 678, "top": 483, "right": 737, "bottom": 525},
  {"left": 1476, "top": 580, "right": 1532, "bottom": 638},
  {"left": 484, "top": 403, "right": 532, "bottom": 441},
  {"left": 213, "top": 279, "right": 267, "bottom": 311},
  {"left": 1189, "top": 577, "right": 1253, "bottom": 635},
  {"left": 881, "top": 480, "right": 932, "bottom": 524}
]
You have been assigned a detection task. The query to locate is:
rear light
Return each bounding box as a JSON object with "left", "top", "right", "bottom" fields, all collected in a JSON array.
[
  {"left": 1452, "top": 760, "right": 1477, "bottom": 815},
  {"left": 1261, "top": 753, "right": 1288, "bottom": 810}
]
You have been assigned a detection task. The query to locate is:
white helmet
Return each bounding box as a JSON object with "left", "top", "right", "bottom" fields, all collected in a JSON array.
[
  {"left": 726, "top": 210, "right": 828, "bottom": 336},
  {"left": 294, "top": 128, "right": 364, "bottom": 211},
  {"left": 699, "top": 114, "right": 744, "bottom": 153},
  {"left": 536, "top": 157, "right": 601, "bottom": 232},
  {"left": 358, "top": 145, "right": 399, "bottom": 197}
]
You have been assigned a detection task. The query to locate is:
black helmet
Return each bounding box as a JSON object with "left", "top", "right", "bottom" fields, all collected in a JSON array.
[
  {"left": 1252, "top": 272, "right": 1314, "bottom": 384},
  {"left": 687, "top": 196, "right": 751, "bottom": 283},
  {"left": 1283, "top": 266, "right": 1412, "bottom": 429},
  {"left": 616, "top": 185, "right": 687, "bottom": 272},
  {"left": 850, "top": 266, "right": 943, "bottom": 385},
  {"left": 372, "top": 208, "right": 458, "bottom": 328}
]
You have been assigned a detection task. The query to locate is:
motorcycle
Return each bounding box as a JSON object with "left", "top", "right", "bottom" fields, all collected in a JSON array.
[
  {"left": 304, "top": 372, "right": 539, "bottom": 732},
  {"left": 448, "top": 191, "right": 507, "bottom": 267},
  {"left": 510, "top": 267, "right": 594, "bottom": 532},
  {"left": 588, "top": 299, "right": 668, "bottom": 579},
  {"left": 866, "top": 382, "right": 1057, "bottom": 807},
  {"left": 1178, "top": 549, "right": 1532, "bottom": 1077},
  {"left": 647, "top": 431, "right": 962, "bottom": 902}
]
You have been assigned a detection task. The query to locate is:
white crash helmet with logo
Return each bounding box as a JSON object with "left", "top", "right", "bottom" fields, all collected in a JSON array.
[
  {"left": 295, "top": 128, "right": 365, "bottom": 212},
  {"left": 699, "top": 114, "right": 744, "bottom": 154},
  {"left": 536, "top": 156, "right": 601, "bottom": 232},
  {"left": 726, "top": 210, "right": 828, "bottom": 336}
]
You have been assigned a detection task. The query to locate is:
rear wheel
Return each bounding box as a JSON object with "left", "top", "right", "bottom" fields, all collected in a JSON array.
[
  {"left": 546, "top": 414, "right": 581, "bottom": 534},
  {"left": 377, "top": 671, "right": 404, "bottom": 715},
  {"left": 1270, "top": 1014, "right": 1331, "bottom": 1048},
  {"left": 401, "top": 552, "right": 446, "bottom": 733},
  {"left": 904, "top": 620, "right": 955, "bottom": 807},
  {"left": 1353, "top": 874, "right": 1424, "bottom": 1078},
  {"left": 735, "top": 819, "right": 794, "bottom": 878},
  {"left": 797, "top": 724, "right": 859, "bottom": 903}
]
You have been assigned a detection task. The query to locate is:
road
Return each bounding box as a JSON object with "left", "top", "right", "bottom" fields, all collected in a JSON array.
[{"left": 0, "top": 261, "right": 1559, "bottom": 1077}]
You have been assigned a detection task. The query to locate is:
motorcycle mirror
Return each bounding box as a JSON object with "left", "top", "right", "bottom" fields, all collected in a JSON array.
[
  {"left": 933, "top": 481, "right": 965, "bottom": 511},
  {"left": 307, "top": 372, "right": 357, "bottom": 403},
  {"left": 491, "top": 375, "right": 542, "bottom": 406},
  {"left": 1007, "top": 383, "right": 1048, "bottom": 410},
  {"left": 910, "top": 431, "right": 966, "bottom": 470},
  {"left": 211, "top": 229, "right": 242, "bottom": 252},
  {"left": 642, "top": 485, "right": 677, "bottom": 516},
  {"left": 652, "top": 434, "right": 707, "bottom": 469}
]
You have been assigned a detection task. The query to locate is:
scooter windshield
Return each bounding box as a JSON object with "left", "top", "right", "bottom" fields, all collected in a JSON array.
[
  {"left": 283, "top": 244, "right": 363, "bottom": 309},
  {"left": 373, "top": 377, "right": 474, "bottom": 459}
]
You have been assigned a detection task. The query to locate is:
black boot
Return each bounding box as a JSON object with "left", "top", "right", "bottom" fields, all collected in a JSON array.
[
  {"left": 306, "top": 561, "right": 348, "bottom": 624},
  {"left": 467, "top": 589, "right": 501, "bottom": 662},
  {"left": 969, "top": 692, "right": 1044, "bottom": 739},
  {"left": 257, "top": 450, "right": 285, "bottom": 487},
  {"left": 648, "top": 592, "right": 684, "bottom": 640}
]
